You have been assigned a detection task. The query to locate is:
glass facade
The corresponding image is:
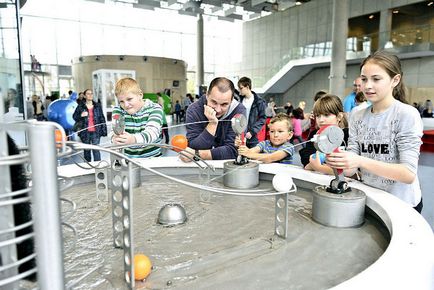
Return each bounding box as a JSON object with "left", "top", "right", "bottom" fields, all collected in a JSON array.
[
  {"left": 18, "top": 0, "right": 242, "bottom": 98},
  {"left": 0, "top": 0, "right": 25, "bottom": 119}
]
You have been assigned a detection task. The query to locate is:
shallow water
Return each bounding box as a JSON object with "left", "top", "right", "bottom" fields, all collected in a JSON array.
[{"left": 26, "top": 170, "right": 389, "bottom": 290}]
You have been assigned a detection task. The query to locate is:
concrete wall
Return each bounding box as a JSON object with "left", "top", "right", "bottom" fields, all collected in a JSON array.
[
  {"left": 71, "top": 55, "right": 187, "bottom": 105},
  {"left": 279, "top": 55, "right": 434, "bottom": 113},
  {"left": 237, "top": 0, "right": 428, "bottom": 94},
  {"left": 235, "top": 0, "right": 434, "bottom": 112}
]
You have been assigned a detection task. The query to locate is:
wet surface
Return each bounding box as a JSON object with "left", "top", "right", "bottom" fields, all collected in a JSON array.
[{"left": 23, "top": 170, "right": 389, "bottom": 290}]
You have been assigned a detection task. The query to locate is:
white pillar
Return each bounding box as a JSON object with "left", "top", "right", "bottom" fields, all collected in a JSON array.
[
  {"left": 329, "top": 0, "right": 349, "bottom": 98},
  {"left": 197, "top": 14, "right": 204, "bottom": 91}
]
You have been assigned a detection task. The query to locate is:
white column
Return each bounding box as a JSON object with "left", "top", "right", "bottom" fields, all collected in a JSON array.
[
  {"left": 197, "top": 14, "right": 204, "bottom": 91},
  {"left": 329, "top": 0, "right": 349, "bottom": 98}
]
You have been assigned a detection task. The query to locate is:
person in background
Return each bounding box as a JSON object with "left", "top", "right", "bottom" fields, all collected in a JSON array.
[
  {"left": 31, "top": 94, "right": 45, "bottom": 120},
  {"left": 181, "top": 93, "right": 192, "bottom": 122},
  {"left": 76, "top": 92, "right": 85, "bottom": 104},
  {"left": 238, "top": 76, "right": 266, "bottom": 148},
  {"left": 293, "top": 101, "right": 307, "bottom": 119},
  {"left": 290, "top": 108, "right": 305, "bottom": 147},
  {"left": 43, "top": 95, "right": 52, "bottom": 120},
  {"left": 174, "top": 100, "right": 182, "bottom": 123},
  {"left": 327, "top": 51, "right": 423, "bottom": 213},
  {"left": 236, "top": 113, "right": 295, "bottom": 164},
  {"left": 343, "top": 76, "right": 363, "bottom": 113},
  {"left": 421, "top": 100, "right": 433, "bottom": 118},
  {"left": 112, "top": 78, "right": 163, "bottom": 158},
  {"left": 73, "top": 89, "right": 107, "bottom": 162},
  {"left": 5, "top": 88, "right": 18, "bottom": 109},
  {"left": 350, "top": 91, "right": 370, "bottom": 115},
  {"left": 284, "top": 101, "right": 293, "bottom": 116},
  {"left": 157, "top": 92, "right": 169, "bottom": 144},
  {"left": 180, "top": 77, "right": 246, "bottom": 162}
]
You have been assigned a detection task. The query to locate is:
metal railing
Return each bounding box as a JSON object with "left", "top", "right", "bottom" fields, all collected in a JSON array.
[{"left": 253, "top": 24, "right": 434, "bottom": 88}]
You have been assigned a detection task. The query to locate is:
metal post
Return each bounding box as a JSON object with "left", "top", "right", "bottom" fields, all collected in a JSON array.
[
  {"left": 28, "top": 123, "right": 65, "bottom": 290},
  {"left": 274, "top": 193, "right": 289, "bottom": 239},
  {"left": 123, "top": 162, "right": 134, "bottom": 289},
  {"left": 95, "top": 167, "right": 109, "bottom": 202},
  {"left": 0, "top": 82, "right": 17, "bottom": 290}
]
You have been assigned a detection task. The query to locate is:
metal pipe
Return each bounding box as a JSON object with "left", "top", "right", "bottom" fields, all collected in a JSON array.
[{"left": 28, "top": 123, "right": 65, "bottom": 290}]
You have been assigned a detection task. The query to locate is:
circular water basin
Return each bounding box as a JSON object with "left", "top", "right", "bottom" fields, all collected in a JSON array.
[{"left": 53, "top": 166, "right": 390, "bottom": 290}]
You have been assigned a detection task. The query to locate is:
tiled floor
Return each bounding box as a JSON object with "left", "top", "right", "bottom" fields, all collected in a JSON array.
[{"left": 418, "top": 152, "right": 434, "bottom": 230}]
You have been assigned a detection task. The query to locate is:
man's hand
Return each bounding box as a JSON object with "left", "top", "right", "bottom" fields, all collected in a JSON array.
[
  {"left": 204, "top": 105, "right": 218, "bottom": 123},
  {"left": 179, "top": 147, "right": 196, "bottom": 163},
  {"left": 112, "top": 132, "right": 136, "bottom": 145}
]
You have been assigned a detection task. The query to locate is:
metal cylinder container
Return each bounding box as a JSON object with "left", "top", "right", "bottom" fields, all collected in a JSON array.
[
  {"left": 223, "top": 161, "right": 259, "bottom": 189},
  {"left": 312, "top": 186, "right": 366, "bottom": 228},
  {"left": 131, "top": 165, "right": 141, "bottom": 188}
]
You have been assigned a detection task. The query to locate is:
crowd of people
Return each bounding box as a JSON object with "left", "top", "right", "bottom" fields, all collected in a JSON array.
[
  {"left": 9, "top": 51, "right": 425, "bottom": 214},
  {"left": 176, "top": 51, "right": 423, "bottom": 213}
]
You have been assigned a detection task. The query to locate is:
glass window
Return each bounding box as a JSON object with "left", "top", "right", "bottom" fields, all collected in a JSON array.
[{"left": 0, "top": 0, "right": 24, "bottom": 118}]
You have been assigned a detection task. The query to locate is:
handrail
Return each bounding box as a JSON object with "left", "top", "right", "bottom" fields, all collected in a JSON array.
[{"left": 254, "top": 24, "right": 434, "bottom": 88}]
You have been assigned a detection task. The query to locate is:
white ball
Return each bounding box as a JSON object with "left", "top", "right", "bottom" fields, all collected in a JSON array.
[{"left": 272, "top": 173, "right": 294, "bottom": 192}]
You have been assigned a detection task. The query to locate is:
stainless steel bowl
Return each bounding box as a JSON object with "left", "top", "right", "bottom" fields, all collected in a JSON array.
[{"left": 157, "top": 203, "right": 187, "bottom": 226}]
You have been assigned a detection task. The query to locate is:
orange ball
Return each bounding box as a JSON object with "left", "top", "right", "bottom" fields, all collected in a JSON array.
[
  {"left": 171, "top": 134, "right": 188, "bottom": 152},
  {"left": 54, "top": 129, "right": 65, "bottom": 148},
  {"left": 134, "top": 254, "right": 152, "bottom": 281}
]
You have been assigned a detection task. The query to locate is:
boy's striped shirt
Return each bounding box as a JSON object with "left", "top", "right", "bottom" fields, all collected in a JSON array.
[{"left": 112, "top": 99, "right": 163, "bottom": 158}]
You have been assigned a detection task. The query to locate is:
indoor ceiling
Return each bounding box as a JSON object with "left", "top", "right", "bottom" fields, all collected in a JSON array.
[{"left": 86, "top": 0, "right": 311, "bottom": 21}]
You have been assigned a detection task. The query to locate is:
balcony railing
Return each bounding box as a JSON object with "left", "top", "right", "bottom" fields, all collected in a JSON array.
[{"left": 254, "top": 24, "right": 434, "bottom": 89}]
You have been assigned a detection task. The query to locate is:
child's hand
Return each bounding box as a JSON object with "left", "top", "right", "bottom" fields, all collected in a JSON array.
[
  {"left": 309, "top": 152, "right": 323, "bottom": 170},
  {"left": 112, "top": 132, "right": 136, "bottom": 145},
  {"left": 238, "top": 145, "right": 249, "bottom": 157}
]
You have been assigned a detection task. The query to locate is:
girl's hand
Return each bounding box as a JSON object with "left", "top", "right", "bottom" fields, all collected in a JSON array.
[
  {"left": 112, "top": 132, "right": 136, "bottom": 145},
  {"left": 245, "top": 132, "right": 252, "bottom": 140},
  {"left": 81, "top": 111, "right": 88, "bottom": 117},
  {"left": 309, "top": 152, "right": 323, "bottom": 170},
  {"left": 326, "top": 150, "right": 361, "bottom": 170}
]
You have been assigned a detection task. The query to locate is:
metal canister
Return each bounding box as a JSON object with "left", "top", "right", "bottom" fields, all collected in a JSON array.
[
  {"left": 312, "top": 186, "right": 366, "bottom": 228},
  {"left": 223, "top": 161, "right": 259, "bottom": 189}
]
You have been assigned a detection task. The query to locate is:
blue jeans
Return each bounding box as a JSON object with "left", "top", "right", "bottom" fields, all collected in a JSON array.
[{"left": 82, "top": 131, "right": 101, "bottom": 162}]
